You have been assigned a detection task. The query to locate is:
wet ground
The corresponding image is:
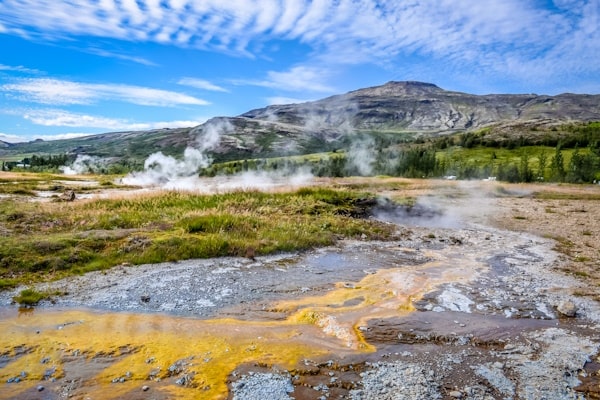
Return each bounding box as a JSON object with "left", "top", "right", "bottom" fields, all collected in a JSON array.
[{"left": 1, "top": 184, "right": 600, "bottom": 399}]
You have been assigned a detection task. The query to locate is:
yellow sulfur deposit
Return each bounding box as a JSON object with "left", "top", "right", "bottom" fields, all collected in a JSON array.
[{"left": 0, "top": 246, "right": 480, "bottom": 399}]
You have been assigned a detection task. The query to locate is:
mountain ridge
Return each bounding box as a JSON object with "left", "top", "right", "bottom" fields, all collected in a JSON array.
[{"left": 1, "top": 81, "right": 599, "bottom": 164}]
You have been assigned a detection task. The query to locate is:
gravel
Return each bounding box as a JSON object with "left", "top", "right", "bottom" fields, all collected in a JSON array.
[
  {"left": 231, "top": 372, "right": 294, "bottom": 400},
  {"left": 2, "top": 194, "right": 600, "bottom": 399}
]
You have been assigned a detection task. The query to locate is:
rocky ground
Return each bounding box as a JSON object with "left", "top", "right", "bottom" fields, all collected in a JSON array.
[{"left": 1, "top": 180, "right": 600, "bottom": 399}]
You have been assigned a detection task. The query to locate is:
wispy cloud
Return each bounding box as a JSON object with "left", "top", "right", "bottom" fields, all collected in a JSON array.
[
  {"left": 21, "top": 109, "right": 204, "bottom": 131},
  {"left": 234, "top": 65, "right": 334, "bottom": 93},
  {"left": 0, "top": 1, "right": 598, "bottom": 89},
  {"left": 266, "top": 96, "right": 311, "bottom": 105},
  {"left": 2, "top": 78, "right": 210, "bottom": 106},
  {"left": 177, "top": 77, "right": 228, "bottom": 92},
  {"left": 0, "top": 132, "right": 26, "bottom": 143},
  {"left": 0, "top": 64, "right": 41, "bottom": 74},
  {"left": 34, "top": 132, "right": 91, "bottom": 141},
  {"left": 85, "top": 47, "right": 158, "bottom": 66}
]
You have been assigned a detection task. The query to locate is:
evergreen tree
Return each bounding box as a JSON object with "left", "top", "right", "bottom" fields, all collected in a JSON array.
[
  {"left": 519, "top": 151, "right": 534, "bottom": 182},
  {"left": 537, "top": 151, "right": 547, "bottom": 181},
  {"left": 549, "top": 145, "right": 565, "bottom": 182}
]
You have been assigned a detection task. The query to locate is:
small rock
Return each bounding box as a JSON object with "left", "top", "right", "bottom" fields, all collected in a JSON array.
[
  {"left": 37, "top": 385, "right": 45, "bottom": 392},
  {"left": 557, "top": 300, "right": 577, "bottom": 317},
  {"left": 142, "top": 385, "right": 150, "bottom": 392},
  {"left": 59, "top": 190, "right": 76, "bottom": 201},
  {"left": 449, "top": 390, "right": 463, "bottom": 398},
  {"left": 140, "top": 295, "right": 151, "bottom": 303}
]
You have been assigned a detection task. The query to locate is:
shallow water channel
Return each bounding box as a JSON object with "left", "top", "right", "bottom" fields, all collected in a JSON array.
[{"left": 1, "top": 220, "right": 599, "bottom": 399}]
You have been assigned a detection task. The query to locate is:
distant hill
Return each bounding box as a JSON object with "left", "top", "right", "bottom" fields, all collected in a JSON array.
[
  {"left": 244, "top": 81, "right": 600, "bottom": 131},
  {"left": 2, "top": 81, "right": 599, "bottom": 164}
]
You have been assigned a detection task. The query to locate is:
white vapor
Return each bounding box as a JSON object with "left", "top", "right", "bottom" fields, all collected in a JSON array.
[
  {"left": 122, "top": 117, "right": 315, "bottom": 192},
  {"left": 162, "top": 168, "right": 314, "bottom": 193},
  {"left": 346, "top": 136, "right": 376, "bottom": 176},
  {"left": 122, "top": 119, "right": 233, "bottom": 187},
  {"left": 61, "top": 154, "right": 111, "bottom": 175}
]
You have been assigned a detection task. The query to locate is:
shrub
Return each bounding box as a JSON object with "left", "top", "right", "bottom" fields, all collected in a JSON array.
[{"left": 12, "top": 288, "right": 48, "bottom": 305}]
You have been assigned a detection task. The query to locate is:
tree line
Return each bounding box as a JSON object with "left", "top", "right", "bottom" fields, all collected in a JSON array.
[{"left": 201, "top": 142, "right": 600, "bottom": 184}]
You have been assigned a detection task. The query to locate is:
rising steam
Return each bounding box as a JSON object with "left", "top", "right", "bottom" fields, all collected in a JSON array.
[
  {"left": 108, "top": 97, "right": 383, "bottom": 192},
  {"left": 122, "top": 119, "right": 231, "bottom": 187},
  {"left": 122, "top": 118, "right": 314, "bottom": 192},
  {"left": 61, "top": 155, "right": 111, "bottom": 175},
  {"left": 346, "top": 135, "right": 376, "bottom": 176}
]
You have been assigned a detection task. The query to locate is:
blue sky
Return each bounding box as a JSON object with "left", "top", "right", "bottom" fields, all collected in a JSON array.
[{"left": 0, "top": 0, "right": 599, "bottom": 142}]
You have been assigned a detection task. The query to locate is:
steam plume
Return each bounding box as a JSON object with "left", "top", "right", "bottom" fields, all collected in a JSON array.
[
  {"left": 122, "top": 119, "right": 232, "bottom": 187},
  {"left": 346, "top": 135, "right": 376, "bottom": 176},
  {"left": 122, "top": 118, "right": 314, "bottom": 192},
  {"left": 61, "top": 155, "right": 110, "bottom": 175}
]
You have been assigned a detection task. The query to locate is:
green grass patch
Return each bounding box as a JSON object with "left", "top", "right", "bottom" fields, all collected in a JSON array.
[
  {"left": 533, "top": 191, "right": 600, "bottom": 201},
  {"left": 11, "top": 288, "right": 57, "bottom": 306},
  {"left": 0, "top": 184, "right": 400, "bottom": 288},
  {"left": 574, "top": 256, "right": 591, "bottom": 262},
  {"left": 0, "top": 278, "right": 17, "bottom": 290}
]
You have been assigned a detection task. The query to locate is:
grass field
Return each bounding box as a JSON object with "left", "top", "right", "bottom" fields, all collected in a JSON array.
[{"left": 0, "top": 173, "right": 399, "bottom": 289}]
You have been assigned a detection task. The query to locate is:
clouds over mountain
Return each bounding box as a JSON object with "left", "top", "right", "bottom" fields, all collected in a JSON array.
[
  {"left": 0, "top": 0, "right": 598, "bottom": 87},
  {"left": 0, "top": 1, "right": 598, "bottom": 139}
]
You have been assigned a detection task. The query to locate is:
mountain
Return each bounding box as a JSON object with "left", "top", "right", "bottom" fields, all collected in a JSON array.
[
  {"left": 242, "top": 81, "right": 600, "bottom": 132},
  {"left": 203, "top": 81, "right": 600, "bottom": 157},
  {"left": 1, "top": 81, "right": 599, "bottom": 163}
]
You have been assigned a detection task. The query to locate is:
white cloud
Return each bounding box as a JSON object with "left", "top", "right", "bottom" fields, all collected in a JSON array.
[
  {"left": 85, "top": 47, "right": 158, "bottom": 66},
  {"left": 0, "top": 64, "right": 41, "bottom": 74},
  {"left": 0, "top": 132, "right": 26, "bottom": 143},
  {"left": 21, "top": 109, "right": 204, "bottom": 130},
  {"left": 2, "top": 78, "right": 210, "bottom": 106},
  {"left": 266, "top": 96, "right": 311, "bottom": 105},
  {"left": 3, "top": 79, "right": 95, "bottom": 105},
  {"left": 0, "top": 1, "right": 598, "bottom": 90},
  {"left": 177, "top": 77, "right": 228, "bottom": 92},
  {"left": 234, "top": 65, "right": 334, "bottom": 93},
  {"left": 33, "top": 133, "right": 91, "bottom": 141}
]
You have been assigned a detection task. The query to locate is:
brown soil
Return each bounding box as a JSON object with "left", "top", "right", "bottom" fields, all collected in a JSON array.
[
  {"left": 332, "top": 177, "right": 600, "bottom": 301},
  {"left": 488, "top": 183, "right": 600, "bottom": 301}
]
